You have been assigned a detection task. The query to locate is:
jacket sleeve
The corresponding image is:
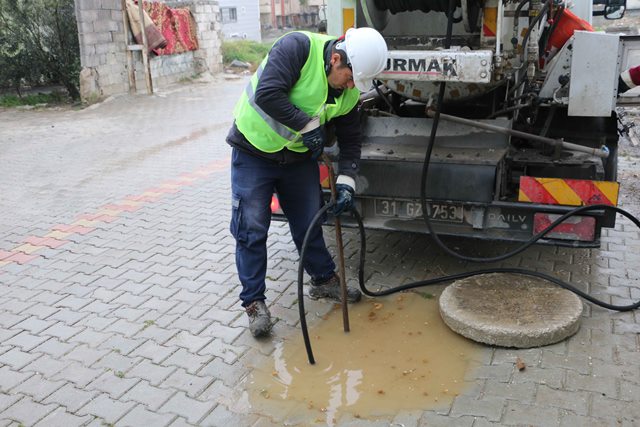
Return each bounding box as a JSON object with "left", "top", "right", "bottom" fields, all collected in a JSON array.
[
  {"left": 332, "top": 104, "right": 363, "bottom": 179},
  {"left": 254, "top": 33, "right": 313, "bottom": 131}
]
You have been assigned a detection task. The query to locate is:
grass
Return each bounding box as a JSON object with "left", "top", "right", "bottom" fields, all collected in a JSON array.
[
  {"left": 0, "top": 91, "right": 70, "bottom": 108},
  {"left": 222, "top": 40, "right": 271, "bottom": 69},
  {"left": 142, "top": 319, "right": 155, "bottom": 330}
]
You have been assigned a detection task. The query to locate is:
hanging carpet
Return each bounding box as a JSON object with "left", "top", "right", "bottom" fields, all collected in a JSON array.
[{"left": 141, "top": 1, "right": 199, "bottom": 55}]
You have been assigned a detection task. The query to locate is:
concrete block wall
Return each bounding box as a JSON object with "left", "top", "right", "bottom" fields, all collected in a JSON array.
[{"left": 74, "top": 0, "right": 223, "bottom": 100}]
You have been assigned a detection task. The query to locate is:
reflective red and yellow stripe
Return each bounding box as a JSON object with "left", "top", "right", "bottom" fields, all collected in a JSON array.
[
  {"left": 518, "top": 177, "right": 619, "bottom": 206},
  {"left": 483, "top": 7, "right": 497, "bottom": 37}
]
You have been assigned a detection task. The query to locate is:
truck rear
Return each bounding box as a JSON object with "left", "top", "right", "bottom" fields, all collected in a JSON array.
[{"left": 276, "top": 0, "right": 630, "bottom": 248}]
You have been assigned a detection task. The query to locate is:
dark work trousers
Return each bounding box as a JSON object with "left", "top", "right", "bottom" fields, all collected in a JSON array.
[{"left": 230, "top": 148, "right": 336, "bottom": 307}]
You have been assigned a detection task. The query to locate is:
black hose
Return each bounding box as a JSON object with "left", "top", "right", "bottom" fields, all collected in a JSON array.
[
  {"left": 519, "top": 1, "right": 550, "bottom": 64},
  {"left": 374, "top": 81, "right": 397, "bottom": 115},
  {"left": 296, "top": 201, "right": 640, "bottom": 364},
  {"left": 297, "top": 202, "right": 334, "bottom": 365},
  {"left": 511, "top": 0, "right": 551, "bottom": 95}
]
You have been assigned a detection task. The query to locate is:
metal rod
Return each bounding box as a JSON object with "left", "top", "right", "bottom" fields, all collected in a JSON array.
[
  {"left": 322, "top": 154, "right": 350, "bottom": 333},
  {"left": 428, "top": 111, "right": 610, "bottom": 158}
]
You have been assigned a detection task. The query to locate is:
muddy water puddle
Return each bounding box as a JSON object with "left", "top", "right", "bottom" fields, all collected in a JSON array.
[{"left": 241, "top": 291, "right": 483, "bottom": 425}]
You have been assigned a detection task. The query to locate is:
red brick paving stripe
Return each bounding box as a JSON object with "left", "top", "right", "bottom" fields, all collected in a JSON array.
[
  {"left": 14, "top": 244, "right": 43, "bottom": 254},
  {"left": 100, "top": 203, "right": 142, "bottom": 212},
  {"left": 124, "top": 195, "right": 161, "bottom": 203},
  {"left": 163, "top": 179, "right": 195, "bottom": 186},
  {"left": 52, "top": 224, "right": 95, "bottom": 234},
  {"left": 159, "top": 183, "right": 182, "bottom": 189},
  {"left": 6, "top": 252, "right": 40, "bottom": 264},
  {"left": 0, "top": 159, "right": 231, "bottom": 271},
  {"left": 178, "top": 173, "right": 199, "bottom": 180},
  {"left": 76, "top": 213, "right": 119, "bottom": 223},
  {"left": 24, "top": 236, "right": 68, "bottom": 249},
  {"left": 143, "top": 187, "right": 179, "bottom": 194}
]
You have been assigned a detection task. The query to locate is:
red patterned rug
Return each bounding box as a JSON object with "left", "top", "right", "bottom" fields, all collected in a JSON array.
[{"left": 140, "top": 1, "right": 199, "bottom": 56}]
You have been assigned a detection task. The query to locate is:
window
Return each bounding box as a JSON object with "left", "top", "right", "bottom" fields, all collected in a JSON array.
[{"left": 221, "top": 7, "right": 237, "bottom": 23}]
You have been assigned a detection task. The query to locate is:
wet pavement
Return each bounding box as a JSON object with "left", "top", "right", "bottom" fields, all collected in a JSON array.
[{"left": 0, "top": 74, "right": 639, "bottom": 426}]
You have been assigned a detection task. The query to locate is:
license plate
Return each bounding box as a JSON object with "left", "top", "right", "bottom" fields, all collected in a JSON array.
[{"left": 374, "top": 199, "right": 464, "bottom": 223}]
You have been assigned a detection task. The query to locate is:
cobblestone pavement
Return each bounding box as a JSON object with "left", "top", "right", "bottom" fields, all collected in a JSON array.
[{"left": 0, "top": 75, "right": 639, "bottom": 427}]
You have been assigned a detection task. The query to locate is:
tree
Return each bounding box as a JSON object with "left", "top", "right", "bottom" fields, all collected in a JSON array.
[
  {"left": 0, "top": 0, "right": 80, "bottom": 99},
  {"left": 0, "top": 29, "right": 42, "bottom": 96}
]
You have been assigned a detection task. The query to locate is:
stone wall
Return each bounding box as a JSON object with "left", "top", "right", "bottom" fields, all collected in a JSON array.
[{"left": 74, "top": 0, "right": 223, "bottom": 100}]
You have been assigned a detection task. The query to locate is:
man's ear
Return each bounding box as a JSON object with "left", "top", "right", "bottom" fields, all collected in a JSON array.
[{"left": 330, "top": 52, "right": 341, "bottom": 67}]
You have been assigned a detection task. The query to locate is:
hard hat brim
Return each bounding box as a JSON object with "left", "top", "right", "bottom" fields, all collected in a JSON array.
[{"left": 354, "top": 77, "right": 372, "bottom": 92}]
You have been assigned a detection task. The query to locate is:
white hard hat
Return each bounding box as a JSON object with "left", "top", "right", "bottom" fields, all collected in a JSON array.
[{"left": 343, "top": 27, "right": 388, "bottom": 92}]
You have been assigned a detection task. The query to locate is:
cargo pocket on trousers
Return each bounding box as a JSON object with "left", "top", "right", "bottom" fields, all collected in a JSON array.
[{"left": 230, "top": 195, "right": 248, "bottom": 244}]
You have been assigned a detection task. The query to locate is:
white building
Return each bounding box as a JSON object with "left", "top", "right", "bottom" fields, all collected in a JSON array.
[{"left": 219, "top": 0, "right": 262, "bottom": 41}]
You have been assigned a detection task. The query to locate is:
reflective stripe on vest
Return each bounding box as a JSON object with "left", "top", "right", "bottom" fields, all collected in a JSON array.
[{"left": 244, "top": 65, "right": 297, "bottom": 141}]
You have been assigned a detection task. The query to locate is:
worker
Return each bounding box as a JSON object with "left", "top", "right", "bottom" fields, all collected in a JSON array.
[
  {"left": 619, "top": 64, "right": 640, "bottom": 94},
  {"left": 226, "top": 27, "right": 388, "bottom": 337}
]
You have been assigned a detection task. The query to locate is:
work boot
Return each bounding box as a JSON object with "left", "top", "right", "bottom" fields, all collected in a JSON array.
[
  {"left": 309, "top": 274, "right": 362, "bottom": 303},
  {"left": 245, "top": 300, "right": 272, "bottom": 337}
]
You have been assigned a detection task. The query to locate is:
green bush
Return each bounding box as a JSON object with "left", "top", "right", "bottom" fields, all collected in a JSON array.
[
  {"left": 0, "top": 0, "right": 80, "bottom": 100},
  {"left": 222, "top": 40, "right": 271, "bottom": 68}
]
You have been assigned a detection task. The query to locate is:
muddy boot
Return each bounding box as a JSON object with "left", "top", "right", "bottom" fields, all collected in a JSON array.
[
  {"left": 245, "top": 300, "right": 272, "bottom": 337},
  {"left": 309, "top": 274, "right": 362, "bottom": 303}
]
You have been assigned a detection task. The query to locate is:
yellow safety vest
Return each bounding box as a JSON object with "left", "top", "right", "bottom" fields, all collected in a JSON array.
[{"left": 233, "top": 31, "right": 360, "bottom": 153}]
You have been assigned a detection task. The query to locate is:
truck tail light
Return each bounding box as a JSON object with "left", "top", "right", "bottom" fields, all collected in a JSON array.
[{"left": 534, "top": 213, "right": 596, "bottom": 242}]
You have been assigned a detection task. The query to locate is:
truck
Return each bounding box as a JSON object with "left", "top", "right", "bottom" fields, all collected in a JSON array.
[{"left": 293, "top": 0, "right": 634, "bottom": 249}]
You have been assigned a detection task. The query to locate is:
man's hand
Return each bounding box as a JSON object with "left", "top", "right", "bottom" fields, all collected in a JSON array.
[
  {"left": 301, "top": 116, "right": 324, "bottom": 160},
  {"left": 333, "top": 175, "right": 355, "bottom": 216}
]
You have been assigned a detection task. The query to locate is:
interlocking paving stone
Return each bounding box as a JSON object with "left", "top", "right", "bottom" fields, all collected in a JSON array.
[
  {"left": 127, "top": 359, "right": 177, "bottom": 386},
  {"left": 121, "top": 380, "right": 175, "bottom": 411},
  {"left": 87, "top": 371, "right": 140, "bottom": 399},
  {"left": 159, "top": 391, "right": 217, "bottom": 424},
  {"left": 76, "top": 393, "right": 137, "bottom": 424},
  {"left": 0, "top": 397, "right": 57, "bottom": 425},
  {"left": 0, "top": 368, "right": 33, "bottom": 393},
  {"left": 9, "top": 373, "right": 64, "bottom": 402},
  {"left": 130, "top": 340, "right": 177, "bottom": 364},
  {"left": 2, "top": 332, "right": 49, "bottom": 352},
  {"left": 118, "top": 404, "right": 177, "bottom": 427},
  {"left": 0, "top": 394, "right": 22, "bottom": 414},
  {"left": 33, "top": 407, "right": 92, "bottom": 427}
]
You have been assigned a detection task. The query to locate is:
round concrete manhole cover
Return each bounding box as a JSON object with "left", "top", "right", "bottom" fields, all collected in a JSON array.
[{"left": 439, "top": 273, "right": 583, "bottom": 348}]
